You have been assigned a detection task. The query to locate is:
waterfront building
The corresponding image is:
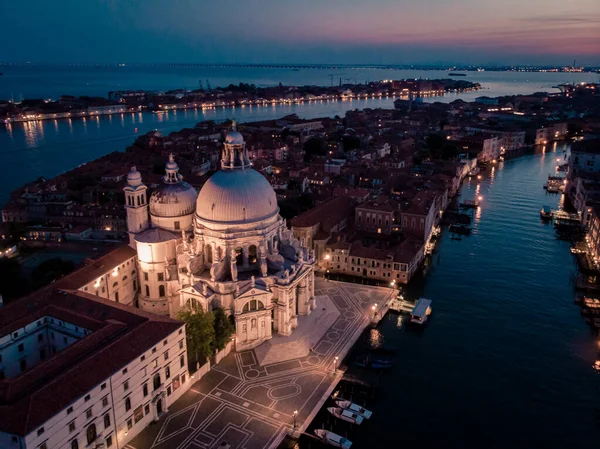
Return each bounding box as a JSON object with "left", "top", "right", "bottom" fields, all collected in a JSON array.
[
  {"left": 0, "top": 289, "right": 190, "bottom": 449},
  {"left": 535, "top": 122, "right": 568, "bottom": 145},
  {"left": 126, "top": 125, "right": 317, "bottom": 350}
]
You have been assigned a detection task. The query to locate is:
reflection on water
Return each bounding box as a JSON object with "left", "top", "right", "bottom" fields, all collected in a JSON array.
[{"left": 366, "top": 328, "right": 384, "bottom": 348}]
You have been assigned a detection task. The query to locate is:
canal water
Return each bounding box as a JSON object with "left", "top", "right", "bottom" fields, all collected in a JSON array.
[{"left": 302, "top": 144, "right": 599, "bottom": 449}]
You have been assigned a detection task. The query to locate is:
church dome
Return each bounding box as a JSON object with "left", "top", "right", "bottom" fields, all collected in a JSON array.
[
  {"left": 126, "top": 166, "right": 142, "bottom": 187},
  {"left": 149, "top": 154, "right": 197, "bottom": 218},
  {"left": 225, "top": 130, "right": 244, "bottom": 145},
  {"left": 196, "top": 169, "right": 278, "bottom": 223},
  {"left": 149, "top": 182, "right": 197, "bottom": 218}
]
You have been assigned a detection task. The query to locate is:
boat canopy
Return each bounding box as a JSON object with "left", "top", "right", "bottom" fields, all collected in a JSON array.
[
  {"left": 542, "top": 206, "right": 552, "bottom": 213},
  {"left": 411, "top": 298, "right": 432, "bottom": 319}
]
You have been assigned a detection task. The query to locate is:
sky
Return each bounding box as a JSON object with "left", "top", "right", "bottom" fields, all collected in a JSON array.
[{"left": 1, "top": 0, "right": 599, "bottom": 66}]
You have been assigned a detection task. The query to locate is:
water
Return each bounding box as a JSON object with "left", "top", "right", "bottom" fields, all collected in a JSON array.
[
  {"left": 304, "top": 144, "right": 599, "bottom": 449},
  {"left": 0, "top": 66, "right": 596, "bottom": 204}
]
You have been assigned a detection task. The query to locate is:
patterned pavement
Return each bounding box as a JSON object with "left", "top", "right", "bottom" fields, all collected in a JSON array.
[{"left": 128, "top": 280, "right": 395, "bottom": 449}]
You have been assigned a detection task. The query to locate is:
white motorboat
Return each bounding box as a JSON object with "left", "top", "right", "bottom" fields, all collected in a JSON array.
[
  {"left": 335, "top": 400, "right": 373, "bottom": 419},
  {"left": 327, "top": 407, "right": 364, "bottom": 425},
  {"left": 314, "top": 429, "right": 352, "bottom": 448}
]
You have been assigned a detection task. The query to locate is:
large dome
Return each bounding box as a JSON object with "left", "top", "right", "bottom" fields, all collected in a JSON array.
[
  {"left": 150, "top": 182, "right": 197, "bottom": 217},
  {"left": 196, "top": 169, "right": 278, "bottom": 223}
]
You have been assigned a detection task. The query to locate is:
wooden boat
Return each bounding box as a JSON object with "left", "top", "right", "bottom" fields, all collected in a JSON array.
[
  {"left": 410, "top": 298, "right": 433, "bottom": 325},
  {"left": 327, "top": 407, "right": 364, "bottom": 425},
  {"left": 355, "top": 356, "right": 395, "bottom": 369},
  {"left": 335, "top": 400, "right": 373, "bottom": 419},
  {"left": 314, "top": 429, "right": 352, "bottom": 448},
  {"left": 540, "top": 206, "right": 553, "bottom": 219},
  {"left": 449, "top": 224, "right": 472, "bottom": 235}
]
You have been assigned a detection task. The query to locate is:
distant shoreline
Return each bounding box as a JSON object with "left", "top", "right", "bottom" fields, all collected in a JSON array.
[{"left": 0, "top": 62, "right": 597, "bottom": 73}]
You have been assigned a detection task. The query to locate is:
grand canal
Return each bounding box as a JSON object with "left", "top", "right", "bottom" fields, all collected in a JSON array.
[{"left": 302, "top": 144, "right": 598, "bottom": 449}]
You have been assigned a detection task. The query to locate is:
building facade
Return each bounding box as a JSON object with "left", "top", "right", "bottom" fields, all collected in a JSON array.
[{"left": 0, "top": 290, "right": 190, "bottom": 449}]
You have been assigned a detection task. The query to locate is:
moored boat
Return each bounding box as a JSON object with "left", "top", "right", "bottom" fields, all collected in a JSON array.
[
  {"left": 540, "top": 206, "right": 553, "bottom": 219},
  {"left": 335, "top": 400, "right": 373, "bottom": 419},
  {"left": 410, "top": 298, "right": 433, "bottom": 324},
  {"left": 327, "top": 407, "right": 364, "bottom": 425},
  {"left": 314, "top": 429, "right": 352, "bottom": 448}
]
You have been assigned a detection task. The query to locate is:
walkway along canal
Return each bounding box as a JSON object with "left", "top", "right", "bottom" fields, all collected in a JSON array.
[{"left": 298, "top": 143, "right": 599, "bottom": 449}]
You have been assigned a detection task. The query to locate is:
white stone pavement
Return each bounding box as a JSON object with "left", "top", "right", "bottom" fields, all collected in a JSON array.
[{"left": 254, "top": 294, "right": 341, "bottom": 366}]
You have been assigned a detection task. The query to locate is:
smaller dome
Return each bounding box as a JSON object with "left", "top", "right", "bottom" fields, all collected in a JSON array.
[
  {"left": 225, "top": 130, "right": 244, "bottom": 145},
  {"left": 149, "top": 182, "right": 197, "bottom": 218},
  {"left": 127, "top": 166, "right": 142, "bottom": 187}
]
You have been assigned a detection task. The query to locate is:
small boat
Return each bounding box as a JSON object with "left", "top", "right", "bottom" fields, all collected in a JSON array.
[
  {"left": 355, "top": 358, "right": 395, "bottom": 369},
  {"left": 335, "top": 400, "right": 373, "bottom": 419},
  {"left": 327, "top": 407, "right": 364, "bottom": 425},
  {"left": 410, "top": 298, "right": 433, "bottom": 325},
  {"left": 540, "top": 206, "right": 553, "bottom": 219},
  {"left": 449, "top": 72, "right": 467, "bottom": 76},
  {"left": 314, "top": 429, "right": 352, "bottom": 448},
  {"left": 449, "top": 224, "right": 472, "bottom": 235}
]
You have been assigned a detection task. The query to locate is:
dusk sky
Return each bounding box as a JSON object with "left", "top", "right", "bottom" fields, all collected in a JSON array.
[{"left": 2, "top": 0, "right": 599, "bottom": 65}]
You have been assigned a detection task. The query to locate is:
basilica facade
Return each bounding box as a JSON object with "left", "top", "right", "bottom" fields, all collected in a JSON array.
[{"left": 124, "top": 125, "right": 317, "bottom": 351}]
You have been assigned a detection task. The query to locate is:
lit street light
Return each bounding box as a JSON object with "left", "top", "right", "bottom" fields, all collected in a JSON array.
[
  {"left": 293, "top": 409, "right": 298, "bottom": 430},
  {"left": 333, "top": 356, "right": 339, "bottom": 372}
]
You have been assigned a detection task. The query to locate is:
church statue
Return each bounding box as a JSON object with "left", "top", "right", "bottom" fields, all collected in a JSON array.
[
  {"left": 164, "top": 256, "right": 171, "bottom": 281},
  {"left": 230, "top": 249, "right": 238, "bottom": 282},
  {"left": 250, "top": 275, "right": 255, "bottom": 287},
  {"left": 202, "top": 283, "right": 208, "bottom": 296},
  {"left": 259, "top": 244, "right": 268, "bottom": 277},
  {"left": 210, "top": 262, "right": 218, "bottom": 282}
]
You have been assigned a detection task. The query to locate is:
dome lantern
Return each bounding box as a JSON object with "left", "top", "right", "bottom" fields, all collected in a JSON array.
[
  {"left": 164, "top": 153, "right": 182, "bottom": 184},
  {"left": 221, "top": 120, "right": 251, "bottom": 170}
]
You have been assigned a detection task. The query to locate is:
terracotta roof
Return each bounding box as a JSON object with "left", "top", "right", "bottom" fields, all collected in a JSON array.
[
  {"left": 291, "top": 196, "right": 355, "bottom": 231},
  {"left": 0, "top": 290, "right": 182, "bottom": 436}
]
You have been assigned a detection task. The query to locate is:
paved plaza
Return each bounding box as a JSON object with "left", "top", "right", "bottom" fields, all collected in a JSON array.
[{"left": 128, "top": 279, "right": 395, "bottom": 449}]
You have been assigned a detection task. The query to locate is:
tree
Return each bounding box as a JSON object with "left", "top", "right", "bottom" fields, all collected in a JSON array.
[
  {"left": 32, "top": 258, "right": 75, "bottom": 290},
  {"left": 0, "top": 258, "right": 28, "bottom": 301},
  {"left": 426, "top": 133, "right": 446, "bottom": 158},
  {"left": 177, "top": 308, "right": 215, "bottom": 370},
  {"left": 303, "top": 137, "right": 327, "bottom": 162},
  {"left": 342, "top": 135, "right": 361, "bottom": 152},
  {"left": 213, "top": 307, "right": 234, "bottom": 352},
  {"left": 441, "top": 143, "right": 459, "bottom": 160}
]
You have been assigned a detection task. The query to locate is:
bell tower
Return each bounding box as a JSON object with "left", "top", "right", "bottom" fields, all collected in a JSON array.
[{"left": 123, "top": 166, "right": 149, "bottom": 248}]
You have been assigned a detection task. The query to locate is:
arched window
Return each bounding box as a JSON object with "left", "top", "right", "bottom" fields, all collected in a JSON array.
[
  {"left": 71, "top": 439, "right": 79, "bottom": 449},
  {"left": 205, "top": 244, "right": 213, "bottom": 264},
  {"left": 159, "top": 285, "right": 166, "bottom": 297},
  {"left": 234, "top": 247, "right": 243, "bottom": 266},
  {"left": 113, "top": 281, "right": 119, "bottom": 288},
  {"left": 125, "top": 397, "right": 131, "bottom": 411},
  {"left": 114, "top": 292, "right": 119, "bottom": 303},
  {"left": 248, "top": 245, "right": 258, "bottom": 264},
  {"left": 122, "top": 275, "right": 128, "bottom": 281},
  {"left": 145, "top": 285, "right": 150, "bottom": 297},
  {"left": 86, "top": 424, "right": 97, "bottom": 445},
  {"left": 243, "top": 300, "right": 265, "bottom": 313},
  {"left": 188, "top": 298, "right": 202, "bottom": 312},
  {"left": 131, "top": 270, "right": 136, "bottom": 275},
  {"left": 153, "top": 373, "right": 161, "bottom": 390}
]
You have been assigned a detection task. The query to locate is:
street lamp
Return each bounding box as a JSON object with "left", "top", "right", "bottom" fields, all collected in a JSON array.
[
  {"left": 333, "top": 356, "right": 339, "bottom": 372},
  {"left": 293, "top": 410, "right": 298, "bottom": 430}
]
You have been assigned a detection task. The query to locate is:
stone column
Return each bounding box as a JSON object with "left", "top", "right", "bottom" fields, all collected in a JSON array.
[{"left": 297, "top": 279, "right": 308, "bottom": 315}]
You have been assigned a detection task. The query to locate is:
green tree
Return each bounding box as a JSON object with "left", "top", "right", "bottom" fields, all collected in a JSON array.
[
  {"left": 213, "top": 307, "right": 234, "bottom": 352},
  {"left": 303, "top": 137, "right": 327, "bottom": 162},
  {"left": 0, "top": 258, "right": 28, "bottom": 301},
  {"left": 426, "top": 134, "right": 446, "bottom": 158},
  {"left": 32, "top": 258, "right": 75, "bottom": 290},
  {"left": 177, "top": 308, "right": 215, "bottom": 370}
]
